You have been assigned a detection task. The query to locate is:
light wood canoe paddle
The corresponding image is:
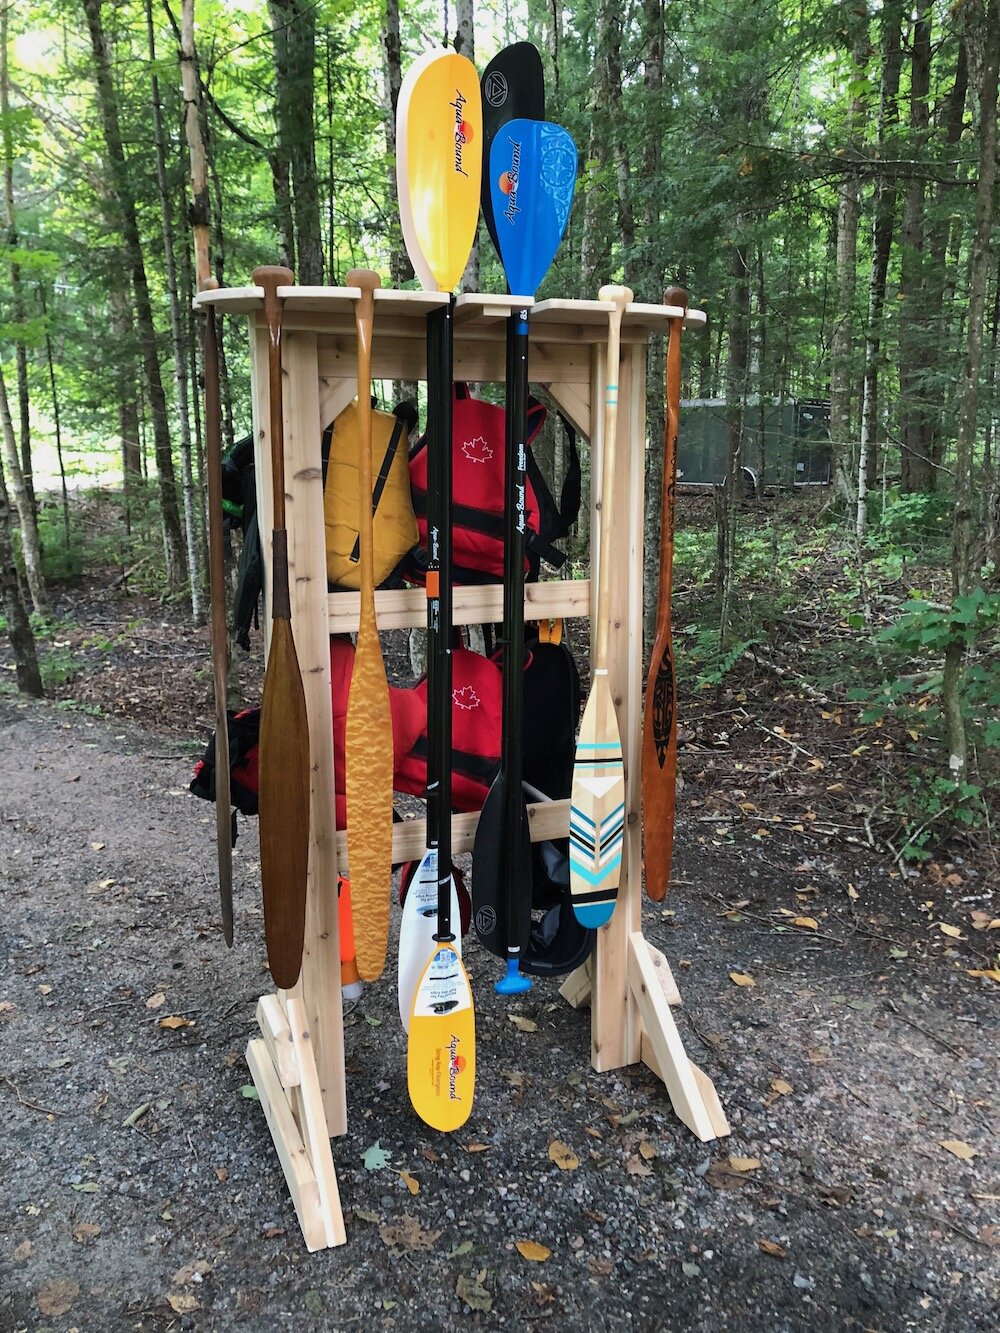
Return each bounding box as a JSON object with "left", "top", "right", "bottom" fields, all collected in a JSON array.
[
  {"left": 641, "top": 287, "right": 688, "bottom": 901},
  {"left": 201, "top": 279, "right": 234, "bottom": 946},
  {"left": 253, "top": 264, "right": 311, "bottom": 991},
  {"left": 344, "top": 269, "right": 395, "bottom": 980},
  {"left": 569, "top": 284, "right": 632, "bottom": 928}
]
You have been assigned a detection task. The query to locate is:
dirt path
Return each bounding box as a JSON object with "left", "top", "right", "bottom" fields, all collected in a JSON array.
[{"left": 1, "top": 693, "right": 996, "bottom": 1331}]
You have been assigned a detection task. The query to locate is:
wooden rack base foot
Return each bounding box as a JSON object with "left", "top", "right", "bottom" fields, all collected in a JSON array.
[
  {"left": 246, "top": 995, "right": 346, "bottom": 1251},
  {"left": 561, "top": 938, "right": 731, "bottom": 1143}
]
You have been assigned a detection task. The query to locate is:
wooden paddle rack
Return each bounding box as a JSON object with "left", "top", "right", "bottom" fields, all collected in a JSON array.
[{"left": 195, "top": 281, "right": 730, "bottom": 1253}]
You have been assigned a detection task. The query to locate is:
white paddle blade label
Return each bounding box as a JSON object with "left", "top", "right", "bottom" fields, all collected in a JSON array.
[
  {"left": 397, "top": 852, "right": 461, "bottom": 1032},
  {"left": 407, "top": 944, "right": 476, "bottom": 1132}
]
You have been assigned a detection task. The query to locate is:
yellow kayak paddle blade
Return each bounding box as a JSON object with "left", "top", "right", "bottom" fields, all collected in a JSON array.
[
  {"left": 407, "top": 942, "right": 476, "bottom": 1132},
  {"left": 397, "top": 50, "right": 483, "bottom": 292}
]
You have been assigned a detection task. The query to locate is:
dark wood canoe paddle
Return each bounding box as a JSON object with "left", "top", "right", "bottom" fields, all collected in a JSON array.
[
  {"left": 202, "top": 278, "right": 234, "bottom": 946},
  {"left": 253, "top": 264, "right": 311, "bottom": 990},
  {"left": 641, "top": 286, "right": 688, "bottom": 901}
]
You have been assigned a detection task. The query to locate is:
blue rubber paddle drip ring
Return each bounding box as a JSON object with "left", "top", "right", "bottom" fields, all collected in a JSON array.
[{"left": 496, "top": 958, "right": 533, "bottom": 995}]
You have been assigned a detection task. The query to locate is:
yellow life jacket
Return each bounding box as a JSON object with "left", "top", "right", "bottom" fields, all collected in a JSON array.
[{"left": 323, "top": 400, "right": 419, "bottom": 590}]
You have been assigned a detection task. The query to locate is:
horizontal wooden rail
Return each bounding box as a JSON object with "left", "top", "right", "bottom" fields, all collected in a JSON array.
[{"left": 326, "top": 579, "right": 590, "bottom": 635}]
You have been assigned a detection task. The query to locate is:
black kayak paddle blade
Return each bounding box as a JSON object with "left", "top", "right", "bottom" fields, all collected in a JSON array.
[
  {"left": 472, "top": 773, "right": 533, "bottom": 959},
  {"left": 480, "top": 42, "right": 545, "bottom": 255}
]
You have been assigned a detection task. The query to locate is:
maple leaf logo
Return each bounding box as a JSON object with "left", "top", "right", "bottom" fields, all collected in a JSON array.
[
  {"left": 452, "top": 685, "right": 481, "bottom": 711},
  {"left": 461, "top": 435, "right": 493, "bottom": 464}
]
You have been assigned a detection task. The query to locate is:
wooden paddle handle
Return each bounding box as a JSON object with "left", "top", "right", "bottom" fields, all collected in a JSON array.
[
  {"left": 253, "top": 265, "right": 294, "bottom": 541},
  {"left": 659, "top": 286, "right": 688, "bottom": 596},
  {"left": 594, "top": 284, "right": 633, "bottom": 668},
  {"left": 345, "top": 269, "right": 381, "bottom": 584}
]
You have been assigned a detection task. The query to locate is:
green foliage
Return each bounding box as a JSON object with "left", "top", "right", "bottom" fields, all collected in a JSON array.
[
  {"left": 869, "top": 490, "right": 952, "bottom": 549},
  {"left": 678, "top": 623, "right": 760, "bottom": 689},
  {"left": 888, "top": 773, "right": 990, "bottom": 864}
]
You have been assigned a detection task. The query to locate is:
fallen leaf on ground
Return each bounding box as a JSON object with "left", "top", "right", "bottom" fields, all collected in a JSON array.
[
  {"left": 456, "top": 1270, "right": 492, "bottom": 1311},
  {"left": 729, "top": 1155, "right": 761, "bottom": 1172},
  {"left": 145, "top": 992, "right": 166, "bottom": 1009},
  {"left": 172, "top": 1260, "right": 211, "bottom": 1285},
  {"left": 729, "top": 972, "right": 755, "bottom": 987},
  {"left": 158, "top": 1015, "right": 193, "bottom": 1030},
  {"left": 705, "top": 1161, "right": 752, "bottom": 1191},
  {"left": 939, "top": 1139, "right": 976, "bottom": 1161},
  {"left": 515, "top": 1239, "right": 551, "bottom": 1261},
  {"left": 379, "top": 1215, "right": 441, "bottom": 1253},
  {"left": 625, "top": 1154, "right": 653, "bottom": 1176},
  {"left": 770, "top": 1079, "right": 793, "bottom": 1096},
  {"left": 36, "top": 1280, "right": 80, "bottom": 1316},
  {"left": 509, "top": 1015, "right": 537, "bottom": 1032},
  {"left": 167, "top": 1294, "right": 200, "bottom": 1314},
  {"left": 548, "top": 1140, "right": 579, "bottom": 1170},
  {"left": 793, "top": 917, "right": 818, "bottom": 930},
  {"left": 588, "top": 1256, "right": 614, "bottom": 1276},
  {"left": 531, "top": 1281, "right": 557, "bottom": 1304},
  {"left": 13, "top": 1240, "right": 33, "bottom": 1261},
  {"left": 463, "top": 1142, "right": 490, "bottom": 1153},
  {"left": 937, "top": 923, "right": 965, "bottom": 940},
  {"left": 758, "top": 1239, "right": 788, "bottom": 1259},
  {"left": 638, "top": 1140, "right": 657, "bottom": 1160},
  {"left": 967, "top": 968, "right": 1000, "bottom": 983},
  {"left": 399, "top": 1170, "right": 419, "bottom": 1195},
  {"left": 362, "top": 1141, "right": 392, "bottom": 1170}
]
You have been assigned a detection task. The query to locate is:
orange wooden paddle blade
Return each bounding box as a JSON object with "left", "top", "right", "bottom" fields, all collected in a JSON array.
[
  {"left": 344, "top": 608, "right": 394, "bottom": 981},
  {"left": 258, "top": 617, "right": 311, "bottom": 989},
  {"left": 641, "top": 634, "right": 677, "bottom": 901}
]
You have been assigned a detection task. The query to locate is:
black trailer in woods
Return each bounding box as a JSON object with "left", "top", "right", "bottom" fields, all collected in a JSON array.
[{"left": 678, "top": 398, "right": 831, "bottom": 495}]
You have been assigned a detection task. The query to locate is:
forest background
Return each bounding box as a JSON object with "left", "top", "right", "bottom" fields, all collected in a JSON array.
[{"left": 0, "top": 0, "right": 998, "bottom": 871}]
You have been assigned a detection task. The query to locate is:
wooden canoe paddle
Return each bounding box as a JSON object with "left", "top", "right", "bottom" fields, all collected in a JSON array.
[
  {"left": 253, "top": 264, "right": 311, "bottom": 991},
  {"left": 569, "top": 284, "right": 632, "bottom": 928},
  {"left": 344, "top": 269, "right": 395, "bottom": 981},
  {"left": 641, "top": 287, "right": 688, "bottom": 900},
  {"left": 201, "top": 279, "right": 233, "bottom": 946}
]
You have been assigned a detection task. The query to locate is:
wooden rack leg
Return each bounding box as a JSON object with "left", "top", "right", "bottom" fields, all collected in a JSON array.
[{"left": 247, "top": 995, "right": 346, "bottom": 1251}]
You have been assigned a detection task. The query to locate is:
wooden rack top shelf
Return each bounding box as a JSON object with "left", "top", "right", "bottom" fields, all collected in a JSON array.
[{"left": 194, "top": 285, "right": 706, "bottom": 344}]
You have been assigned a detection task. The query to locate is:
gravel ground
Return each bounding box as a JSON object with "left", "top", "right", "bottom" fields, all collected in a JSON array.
[{"left": 1, "top": 692, "right": 997, "bottom": 1332}]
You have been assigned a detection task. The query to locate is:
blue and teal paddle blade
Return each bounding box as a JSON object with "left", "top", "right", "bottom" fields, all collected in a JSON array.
[{"left": 489, "top": 119, "right": 578, "bottom": 299}]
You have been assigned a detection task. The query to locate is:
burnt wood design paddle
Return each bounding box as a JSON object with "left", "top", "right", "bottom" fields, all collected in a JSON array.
[
  {"left": 344, "top": 269, "right": 395, "bottom": 980},
  {"left": 202, "top": 280, "right": 234, "bottom": 946},
  {"left": 569, "top": 284, "right": 632, "bottom": 928},
  {"left": 253, "top": 264, "right": 311, "bottom": 991},
  {"left": 642, "top": 287, "right": 688, "bottom": 900}
]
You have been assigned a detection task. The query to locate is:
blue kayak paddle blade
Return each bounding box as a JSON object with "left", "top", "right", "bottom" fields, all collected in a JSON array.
[{"left": 489, "top": 120, "right": 578, "bottom": 298}]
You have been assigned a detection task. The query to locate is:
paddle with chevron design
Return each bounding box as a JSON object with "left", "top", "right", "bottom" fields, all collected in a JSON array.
[{"left": 569, "top": 284, "right": 632, "bottom": 928}]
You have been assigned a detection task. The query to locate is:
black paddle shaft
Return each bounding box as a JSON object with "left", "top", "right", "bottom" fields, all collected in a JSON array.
[
  {"left": 426, "top": 299, "right": 455, "bottom": 943},
  {"left": 501, "top": 310, "right": 530, "bottom": 953}
]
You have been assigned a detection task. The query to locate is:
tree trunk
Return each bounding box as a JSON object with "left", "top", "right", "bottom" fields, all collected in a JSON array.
[
  {"left": 0, "top": 361, "right": 46, "bottom": 615},
  {"left": 1, "top": 3, "right": 36, "bottom": 518},
  {"left": 147, "top": 0, "right": 203, "bottom": 622},
  {"left": 82, "top": 0, "right": 186, "bottom": 589},
  {"left": 0, "top": 445, "right": 43, "bottom": 697},
  {"left": 268, "top": 0, "right": 322, "bottom": 283},
  {"left": 39, "top": 287, "right": 71, "bottom": 553},
  {"left": 382, "top": 0, "right": 416, "bottom": 404},
  {"left": 718, "top": 232, "right": 751, "bottom": 640},
  {"left": 454, "top": 0, "right": 479, "bottom": 293},
  {"left": 941, "top": 0, "right": 999, "bottom": 788},
  {"left": 857, "top": 0, "right": 905, "bottom": 536},
  {"left": 898, "top": 1, "right": 936, "bottom": 492}
]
